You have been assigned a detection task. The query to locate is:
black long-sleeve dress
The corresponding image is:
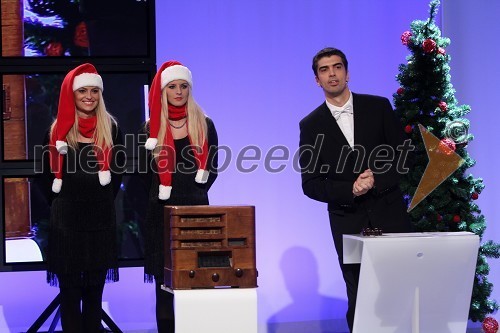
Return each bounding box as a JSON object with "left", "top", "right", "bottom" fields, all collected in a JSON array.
[
  {"left": 44, "top": 124, "right": 124, "bottom": 287},
  {"left": 142, "top": 117, "right": 218, "bottom": 283}
]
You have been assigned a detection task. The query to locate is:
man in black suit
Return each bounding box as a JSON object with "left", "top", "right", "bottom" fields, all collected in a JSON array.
[{"left": 299, "top": 47, "right": 412, "bottom": 332}]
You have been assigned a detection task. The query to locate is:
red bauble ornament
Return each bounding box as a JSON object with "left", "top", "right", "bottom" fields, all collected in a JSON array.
[
  {"left": 438, "top": 138, "right": 456, "bottom": 155},
  {"left": 472, "top": 192, "right": 479, "bottom": 200},
  {"left": 397, "top": 87, "right": 405, "bottom": 95},
  {"left": 404, "top": 125, "right": 412, "bottom": 134},
  {"left": 401, "top": 31, "right": 412, "bottom": 45},
  {"left": 453, "top": 215, "right": 461, "bottom": 223},
  {"left": 482, "top": 316, "right": 499, "bottom": 333},
  {"left": 44, "top": 41, "right": 63, "bottom": 56},
  {"left": 437, "top": 214, "right": 443, "bottom": 222},
  {"left": 74, "top": 21, "right": 89, "bottom": 48},
  {"left": 422, "top": 38, "right": 437, "bottom": 53},
  {"left": 438, "top": 101, "right": 448, "bottom": 112}
]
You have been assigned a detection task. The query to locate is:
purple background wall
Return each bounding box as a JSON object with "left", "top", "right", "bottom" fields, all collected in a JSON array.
[{"left": 1, "top": 0, "right": 499, "bottom": 331}]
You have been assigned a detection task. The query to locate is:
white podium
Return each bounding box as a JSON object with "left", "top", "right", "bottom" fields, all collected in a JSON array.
[
  {"left": 343, "top": 232, "right": 479, "bottom": 333},
  {"left": 172, "top": 288, "right": 258, "bottom": 333}
]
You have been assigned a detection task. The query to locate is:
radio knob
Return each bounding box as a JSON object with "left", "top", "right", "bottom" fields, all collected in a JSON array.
[
  {"left": 189, "top": 270, "right": 195, "bottom": 278},
  {"left": 212, "top": 273, "right": 220, "bottom": 282},
  {"left": 235, "top": 268, "right": 244, "bottom": 277}
]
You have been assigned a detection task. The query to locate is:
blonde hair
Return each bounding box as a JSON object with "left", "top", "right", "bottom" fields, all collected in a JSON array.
[
  {"left": 50, "top": 91, "right": 116, "bottom": 149},
  {"left": 151, "top": 86, "right": 207, "bottom": 153}
]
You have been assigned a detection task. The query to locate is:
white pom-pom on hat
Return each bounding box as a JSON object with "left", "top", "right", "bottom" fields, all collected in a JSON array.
[
  {"left": 52, "top": 178, "right": 62, "bottom": 193},
  {"left": 145, "top": 137, "right": 158, "bottom": 150},
  {"left": 98, "top": 170, "right": 111, "bottom": 186},
  {"left": 195, "top": 169, "right": 209, "bottom": 184},
  {"left": 159, "top": 185, "right": 172, "bottom": 200},
  {"left": 56, "top": 140, "right": 69, "bottom": 154}
]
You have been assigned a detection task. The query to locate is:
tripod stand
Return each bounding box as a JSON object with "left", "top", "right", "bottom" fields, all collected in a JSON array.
[{"left": 26, "top": 294, "right": 122, "bottom": 333}]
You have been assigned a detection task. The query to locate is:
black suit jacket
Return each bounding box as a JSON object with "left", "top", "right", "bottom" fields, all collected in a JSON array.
[{"left": 299, "top": 92, "right": 411, "bottom": 236}]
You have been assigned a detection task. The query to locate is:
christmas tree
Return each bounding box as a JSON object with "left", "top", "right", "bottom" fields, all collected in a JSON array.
[{"left": 393, "top": 0, "right": 500, "bottom": 323}]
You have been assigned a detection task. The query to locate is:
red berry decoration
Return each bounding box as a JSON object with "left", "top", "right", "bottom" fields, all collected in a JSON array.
[
  {"left": 438, "top": 101, "right": 448, "bottom": 112},
  {"left": 404, "top": 125, "right": 412, "bottom": 134},
  {"left": 397, "top": 87, "right": 405, "bottom": 95},
  {"left": 422, "top": 38, "right": 437, "bottom": 53},
  {"left": 482, "top": 316, "right": 499, "bottom": 333},
  {"left": 472, "top": 192, "right": 479, "bottom": 200},
  {"left": 453, "top": 215, "right": 461, "bottom": 223},
  {"left": 438, "top": 138, "right": 456, "bottom": 155},
  {"left": 401, "top": 31, "right": 412, "bottom": 45},
  {"left": 437, "top": 47, "right": 446, "bottom": 55}
]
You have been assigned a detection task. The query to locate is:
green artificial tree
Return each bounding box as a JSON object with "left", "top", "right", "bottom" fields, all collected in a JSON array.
[{"left": 393, "top": 0, "right": 500, "bottom": 323}]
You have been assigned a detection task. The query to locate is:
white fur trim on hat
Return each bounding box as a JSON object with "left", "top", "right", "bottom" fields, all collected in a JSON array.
[
  {"left": 145, "top": 137, "right": 158, "bottom": 150},
  {"left": 98, "top": 170, "right": 111, "bottom": 186},
  {"left": 161, "top": 65, "right": 192, "bottom": 89},
  {"left": 73, "top": 73, "right": 104, "bottom": 91},
  {"left": 159, "top": 185, "right": 172, "bottom": 200},
  {"left": 52, "top": 178, "right": 62, "bottom": 193},
  {"left": 195, "top": 169, "right": 209, "bottom": 184},
  {"left": 56, "top": 140, "right": 68, "bottom": 154}
]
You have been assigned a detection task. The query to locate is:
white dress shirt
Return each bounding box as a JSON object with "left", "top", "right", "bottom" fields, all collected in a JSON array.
[{"left": 326, "top": 92, "right": 354, "bottom": 147}]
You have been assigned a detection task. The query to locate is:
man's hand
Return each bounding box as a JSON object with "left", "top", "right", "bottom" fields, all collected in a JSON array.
[{"left": 353, "top": 169, "right": 374, "bottom": 197}]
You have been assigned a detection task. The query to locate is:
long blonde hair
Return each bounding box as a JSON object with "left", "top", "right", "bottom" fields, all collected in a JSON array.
[
  {"left": 153, "top": 86, "right": 208, "bottom": 150},
  {"left": 50, "top": 91, "right": 116, "bottom": 149}
]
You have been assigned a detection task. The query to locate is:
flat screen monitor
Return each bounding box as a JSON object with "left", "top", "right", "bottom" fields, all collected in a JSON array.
[{"left": 1, "top": 0, "right": 155, "bottom": 62}]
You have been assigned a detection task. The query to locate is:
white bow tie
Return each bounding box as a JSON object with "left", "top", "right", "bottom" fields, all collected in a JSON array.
[{"left": 333, "top": 105, "right": 353, "bottom": 120}]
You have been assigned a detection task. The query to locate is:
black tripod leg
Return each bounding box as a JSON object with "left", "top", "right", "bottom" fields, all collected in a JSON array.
[
  {"left": 101, "top": 309, "right": 123, "bottom": 333},
  {"left": 26, "top": 294, "right": 61, "bottom": 333},
  {"left": 47, "top": 307, "right": 60, "bottom": 333}
]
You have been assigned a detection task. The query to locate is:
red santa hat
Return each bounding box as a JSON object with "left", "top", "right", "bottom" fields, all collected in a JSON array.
[
  {"left": 145, "top": 60, "right": 208, "bottom": 200},
  {"left": 49, "top": 63, "right": 110, "bottom": 193},
  {"left": 144, "top": 60, "right": 192, "bottom": 150}
]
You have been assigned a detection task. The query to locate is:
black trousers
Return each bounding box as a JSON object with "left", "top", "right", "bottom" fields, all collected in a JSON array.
[
  {"left": 332, "top": 232, "right": 361, "bottom": 333},
  {"left": 338, "top": 261, "right": 361, "bottom": 333},
  {"left": 58, "top": 283, "right": 105, "bottom": 333},
  {"left": 329, "top": 211, "right": 366, "bottom": 333},
  {"left": 155, "top": 281, "right": 175, "bottom": 333}
]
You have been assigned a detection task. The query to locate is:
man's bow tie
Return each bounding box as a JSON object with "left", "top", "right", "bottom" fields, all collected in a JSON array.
[{"left": 333, "top": 105, "right": 353, "bottom": 120}]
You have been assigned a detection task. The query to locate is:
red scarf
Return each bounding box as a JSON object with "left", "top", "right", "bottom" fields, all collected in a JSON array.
[
  {"left": 156, "top": 104, "right": 209, "bottom": 189},
  {"left": 168, "top": 104, "right": 187, "bottom": 121},
  {"left": 49, "top": 116, "right": 111, "bottom": 181},
  {"left": 78, "top": 115, "right": 97, "bottom": 138}
]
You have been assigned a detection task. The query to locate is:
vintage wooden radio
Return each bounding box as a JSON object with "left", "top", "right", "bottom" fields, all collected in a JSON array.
[{"left": 164, "top": 205, "right": 257, "bottom": 289}]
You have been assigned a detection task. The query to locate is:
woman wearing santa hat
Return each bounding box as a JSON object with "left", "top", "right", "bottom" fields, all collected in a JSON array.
[
  {"left": 141, "top": 60, "right": 218, "bottom": 332},
  {"left": 44, "top": 63, "right": 124, "bottom": 333}
]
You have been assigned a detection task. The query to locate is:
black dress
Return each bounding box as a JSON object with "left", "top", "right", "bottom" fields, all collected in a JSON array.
[
  {"left": 45, "top": 124, "right": 124, "bottom": 288},
  {"left": 142, "top": 117, "right": 218, "bottom": 282}
]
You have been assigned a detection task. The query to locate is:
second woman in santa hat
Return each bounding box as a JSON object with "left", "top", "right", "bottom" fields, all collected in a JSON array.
[{"left": 141, "top": 60, "right": 219, "bottom": 332}]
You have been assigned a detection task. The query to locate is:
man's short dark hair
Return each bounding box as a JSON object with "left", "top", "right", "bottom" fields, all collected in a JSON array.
[{"left": 312, "top": 47, "right": 349, "bottom": 76}]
